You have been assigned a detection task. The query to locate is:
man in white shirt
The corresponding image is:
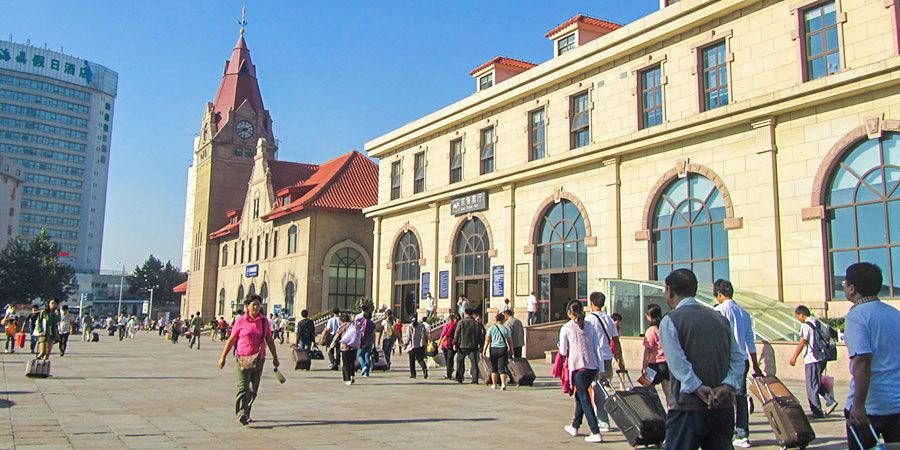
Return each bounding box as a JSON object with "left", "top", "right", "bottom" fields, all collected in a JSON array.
[
  {"left": 426, "top": 293, "right": 436, "bottom": 319},
  {"left": 789, "top": 305, "right": 837, "bottom": 418},
  {"left": 325, "top": 308, "right": 342, "bottom": 371},
  {"left": 457, "top": 296, "right": 469, "bottom": 318},
  {"left": 841, "top": 262, "right": 900, "bottom": 450},
  {"left": 713, "top": 279, "right": 762, "bottom": 448},
  {"left": 527, "top": 291, "right": 538, "bottom": 325},
  {"left": 58, "top": 305, "right": 75, "bottom": 356},
  {"left": 586, "top": 291, "right": 625, "bottom": 432}
]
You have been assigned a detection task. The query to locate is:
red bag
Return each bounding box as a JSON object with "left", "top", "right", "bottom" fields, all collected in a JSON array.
[{"left": 16, "top": 331, "right": 25, "bottom": 348}]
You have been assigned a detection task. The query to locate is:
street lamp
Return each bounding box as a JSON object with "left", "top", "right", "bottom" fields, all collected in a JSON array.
[
  {"left": 148, "top": 287, "right": 154, "bottom": 321},
  {"left": 116, "top": 263, "right": 125, "bottom": 317}
]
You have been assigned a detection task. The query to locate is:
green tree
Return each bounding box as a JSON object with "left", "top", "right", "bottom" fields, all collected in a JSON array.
[
  {"left": 126, "top": 255, "right": 186, "bottom": 306},
  {"left": 0, "top": 230, "right": 77, "bottom": 306}
]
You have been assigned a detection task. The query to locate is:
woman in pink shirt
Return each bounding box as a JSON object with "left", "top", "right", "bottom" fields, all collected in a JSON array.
[
  {"left": 439, "top": 314, "right": 459, "bottom": 380},
  {"left": 558, "top": 301, "right": 604, "bottom": 443},
  {"left": 218, "top": 295, "right": 280, "bottom": 425},
  {"left": 641, "top": 303, "right": 670, "bottom": 407}
]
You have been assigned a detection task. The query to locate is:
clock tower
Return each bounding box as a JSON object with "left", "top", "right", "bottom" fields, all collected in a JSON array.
[{"left": 186, "top": 31, "right": 277, "bottom": 319}]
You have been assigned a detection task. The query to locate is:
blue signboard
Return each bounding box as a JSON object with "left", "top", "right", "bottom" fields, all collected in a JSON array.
[
  {"left": 273, "top": 304, "right": 282, "bottom": 314},
  {"left": 438, "top": 271, "right": 449, "bottom": 299},
  {"left": 246, "top": 264, "right": 259, "bottom": 278},
  {"left": 492, "top": 265, "right": 504, "bottom": 297},
  {"left": 421, "top": 272, "right": 431, "bottom": 299}
]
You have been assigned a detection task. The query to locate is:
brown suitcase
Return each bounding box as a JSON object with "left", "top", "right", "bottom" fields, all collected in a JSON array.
[
  {"left": 478, "top": 355, "right": 492, "bottom": 384},
  {"left": 751, "top": 376, "right": 815, "bottom": 449},
  {"left": 506, "top": 358, "right": 536, "bottom": 386},
  {"left": 749, "top": 375, "right": 792, "bottom": 401}
]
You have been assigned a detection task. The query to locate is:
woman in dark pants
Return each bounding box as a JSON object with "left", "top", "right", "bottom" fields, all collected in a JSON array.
[
  {"left": 329, "top": 313, "right": 360, "bottom": 386},
  {"left": 482, "top": 313, "right": 513, "bottom": 390},
  {"left": 218, "top": 295, "right": 280, "bottom": 425},
  {"left": 559, "top": 301, "right": 604, "bottom": 443}
]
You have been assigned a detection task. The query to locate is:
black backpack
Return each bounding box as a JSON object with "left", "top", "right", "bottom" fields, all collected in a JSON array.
[{"left": 806, "top": 321, "right": 838, "bottom": 362}]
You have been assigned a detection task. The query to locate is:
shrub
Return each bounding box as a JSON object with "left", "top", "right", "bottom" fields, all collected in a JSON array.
[{"left": 819, "top": 317, "right": 845, "bottom": 332}]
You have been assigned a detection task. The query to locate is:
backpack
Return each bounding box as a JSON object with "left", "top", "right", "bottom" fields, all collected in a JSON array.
[
  {"left": 384, "top": 321, "right": 397, "bottom": 339},
  {"left": 806, "top": 321, "right": 838, "bottom": 362}
]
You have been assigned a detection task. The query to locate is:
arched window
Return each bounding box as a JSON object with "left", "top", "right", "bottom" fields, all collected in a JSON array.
[
  {"left": 222, "top": 245, "right": 228, "bottom": 267},
  {"left": 260, "top": 282, "right": 268, "bottom": 303},
  {"left": 236, "top": 285, "right": 245, "bottom": 310},
  {"left": 454, "top": 217, "right": 490, "bottom": 277},
  {"left": 534, "top": 199, "right": 588, "bottom": 323},
  {"left": 248, "top": 283, "right": 256, "bottom": 297},
  {"left": 826, "top": 132, "right": 900, "bottom": 298},
  {"left": 287, "top": 225, "right": 298, "bottom": 254},
  {"left": 329, "top": 247, "right": 366, "bottom": 311},
  {"left": 218, "top": 289, "right": 225, "bottom": 315},
  {"left": 651, "top": 174, "right": 729, "bottom": 284},
  {"left": 393, "top": 231, "right": 420, "bottom": 320},
  {"left": 284, "top": 282, "right": 295, "bottom": 317}
]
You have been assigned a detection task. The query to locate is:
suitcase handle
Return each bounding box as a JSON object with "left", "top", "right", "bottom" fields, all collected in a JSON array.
[
  {"left": 616, "top": 370, "right": 634, "bottom": 390},
  {"left": 849, "top": 423, "right": 885, "bottom": 450},
  {"left": 750, "top": 375, "right": 776, "bottom": 403}
]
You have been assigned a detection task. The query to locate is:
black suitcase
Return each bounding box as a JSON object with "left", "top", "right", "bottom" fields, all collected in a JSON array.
[
  {"left": 507, "top": 357, "right": 536, "bottom": 386},
  {"left": 107, "top": 328, "right": 115, "bottom": 336},
  {"left": 372, "top": 348, "right": 389, "bottom": 371},
  {"left": 292, "top": 348, "right": 311, "bottom": 371},
  {"left": 91, "top": 332, "right": 99, "bottom": 342},
  {"left": 751, "top": 376, "right": 815, "bottom": 449},
  {"left": 602, "top": 371, "right": 666, "bottom": 448},
  {"left": 25, "top": 358, "right": 51, "bottom": 378}
]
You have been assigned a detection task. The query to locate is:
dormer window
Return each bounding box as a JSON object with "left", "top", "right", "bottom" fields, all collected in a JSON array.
[
  {"left": 479, "top": 73, "right": 494, "bottom": 91},
  {"left": 281, "top": 195, "right": 290, "bottom": 206},
  {"left": 558, "top": 34, "right": 576, "bottom": 55}
]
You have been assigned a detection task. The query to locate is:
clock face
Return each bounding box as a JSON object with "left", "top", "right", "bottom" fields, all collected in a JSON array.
[{"left": 235, "top": 120, "right": 254, "bottom": 139}]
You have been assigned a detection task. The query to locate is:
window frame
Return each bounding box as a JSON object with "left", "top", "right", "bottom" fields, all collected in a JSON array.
[
  {"left": 569, "top": 91, "right": 590, "bottom": 149},
  {"left": 529, "top": 107, "right": 547, "bottom": 161},
  {"left": 390, "top": 160, "right": 401, "bottom": 200},
  {"left": 479, "top": 73, "right": 494, "bottom": 91},
  {"left": 449, "top": 138, "right": 463, "bottom": 184},
  {"left": 792, "top": 0, "right": 846, "bottom": 82},
  {"left": 557, "top": 33, "right": 576, "bottom": 56},
  {"left": 699, "top": 40, "right": 730, "bottom": 112},
  {"left": 638, "top": 64, "right": 664, "bottom": 130},
  {"left": 413, "top": 151, "right": 426, "bottom": 194},
  {"left": 479, "top": 126, "right": 495, "bottom": 175}
]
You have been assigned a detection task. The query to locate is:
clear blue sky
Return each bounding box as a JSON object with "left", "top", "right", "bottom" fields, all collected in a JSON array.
[{"left": 5, "top": 1, "right": 659, "bottom": 272}]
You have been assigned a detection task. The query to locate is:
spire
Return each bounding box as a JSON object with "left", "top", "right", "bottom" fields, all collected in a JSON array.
[{"left": 211, "top": 10, "right": 264, "bottom": 131}]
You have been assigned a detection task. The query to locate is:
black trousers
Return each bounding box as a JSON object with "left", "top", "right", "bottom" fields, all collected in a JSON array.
[
  {"left": 665, "top": 407, "right": 735, "bottom": 450},
  {"left": 341, "top": 349, "right": 357, "bottom": 382},
  {"left": 58, "top": 333, "right": 70, "bottom": 355},
  {"left": 329, "top": 345, "right": 341, "bottom": 369},
  {"left": 512, "top": 346, "right": 522, "bottom": 358},
  {"left": 455, "top": 347, "right": 479, "bottom": 383},
  {"left": 408, "top": 347, "right": 427, "bottom": 377},
  {"left": 845, "top": 409, "right": 900, "bottom": 450},
  {"left": 443, "top": 347, "right": 456, "bottom": 378}
]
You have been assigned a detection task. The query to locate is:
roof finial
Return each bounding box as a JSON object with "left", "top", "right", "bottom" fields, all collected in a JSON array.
[{"left": 239, "top": 7, "right": 247, "bottom": 35}]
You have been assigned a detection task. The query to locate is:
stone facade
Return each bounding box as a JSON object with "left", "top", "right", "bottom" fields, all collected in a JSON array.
[{"left": 364, "top": 0, "right": 900, "bottom": 322}]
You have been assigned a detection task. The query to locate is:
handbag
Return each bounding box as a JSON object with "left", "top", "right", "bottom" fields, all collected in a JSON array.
[
  {"left": 237, "top": 317, "right": 267, "bottom": 372},
  {"left": 316, "top": 327, "right": 332, "bottom": 346}
]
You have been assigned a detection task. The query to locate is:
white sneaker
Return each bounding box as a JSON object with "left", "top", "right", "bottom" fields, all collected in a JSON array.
[
  {"left": 597, "top": 422, "right": 611, "bottom": 433},
  {"left": 490, "top": 384, "right": 496, "bottom": 389},
  {"left": 501, "top": 384, "right": 507, "bottom": 391},
  {"left": 564, "top": 425, "right": 578, "bottom": 437},
  {"left": 344, "top": 381, "right": 352, "bottom": 386},
  {"left": 732, "top": 438, "right": 751, "bottom": 448},
  {"left": 585, "top": 434, "right": 603, "bottom": 443}
]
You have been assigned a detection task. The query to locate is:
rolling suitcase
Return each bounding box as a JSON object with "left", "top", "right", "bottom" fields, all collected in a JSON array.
[
  {"left": 506, "top": 357, "right": 536, "bottom": 386},
  {"left": 292, "top": 347, "right": 311, "bottom": 370},
  {"left": 602, "top": 371, "right": 666, "bottom": 448},
  {"left": 478, "top": 355, "right": 492, "bottom": 384},
  {"left": 750, "top": 376, "right": 815, "bottom": 449},
  {"left": 748, "top": 375, "right": 792, "bottom": 402},
  {"left": 25, "top": 359, "right": 51, "bottom": 378},
  {"left": 91, "top": 332, "right": 99, "bottom": 342},
  {"left": 108, "top": 328, "right": 115, "bottom": 336},
  {"left": 372, "top": 348, "right": 389, "bottom": 371}
]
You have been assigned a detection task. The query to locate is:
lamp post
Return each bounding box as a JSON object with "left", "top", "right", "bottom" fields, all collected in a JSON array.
[
  {"left": 116, "top": 263, "right": 125, "bottom": 317},
  {"left": 148, "top": 287, "right": 154, "bottom": 321}
]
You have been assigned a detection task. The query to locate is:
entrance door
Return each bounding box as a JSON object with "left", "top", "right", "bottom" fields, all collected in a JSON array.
[
  {"left": 455, "top": 279, "right": 488, "bottom": 319},
  {"left": 549, "top": 273, "right": 577, "bottom": 322},
  {"left": 393, "top": 283, "right": 417, "bottom": 323}
]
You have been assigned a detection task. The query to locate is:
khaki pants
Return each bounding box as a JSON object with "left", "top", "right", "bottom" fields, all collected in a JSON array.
[{"left": 235, "top": 360, "right": 264, "bottom": 417}]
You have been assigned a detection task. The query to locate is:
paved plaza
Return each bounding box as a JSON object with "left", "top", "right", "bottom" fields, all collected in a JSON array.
[{"left": 0, "top": 332, "right": 852, "bottom": 449}]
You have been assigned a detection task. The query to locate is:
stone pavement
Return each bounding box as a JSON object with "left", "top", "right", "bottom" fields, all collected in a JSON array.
[{"left": 0, "top": 332, "right": 853, "bottom": 449}]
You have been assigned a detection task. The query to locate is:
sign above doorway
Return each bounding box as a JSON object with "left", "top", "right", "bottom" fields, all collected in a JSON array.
[{"left": 451, "top": 190, "right": 488, "bottom": 216}]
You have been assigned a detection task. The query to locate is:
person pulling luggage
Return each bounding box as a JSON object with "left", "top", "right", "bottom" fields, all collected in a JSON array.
[{"left": 559, "top": 300, "right": 604, "bottom": 443}]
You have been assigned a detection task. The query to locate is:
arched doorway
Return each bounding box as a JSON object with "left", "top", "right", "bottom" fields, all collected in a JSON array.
[
  {"left": 218, "top": 288, "right": 225, "bottom": 316},
  {"left": 327, "top": 247, "right": 367, "bottom": 311},
  {"left": 452, "top": 216, "right": 490, "bottom": 319},
  {"left": 284, "top": 282, "right": 295, "bottom": 318},
  {"left": 260, "top": 282, "right": 268, "bottom": 314},
  {"left": 534, "top": 199, "right": 588, "bottom": 323},
  {"left": 392, "top": 231, "right": 420, "bottom": 322},
  {"left": 235, "top": 285, "right": 245, "bottom": 315}
]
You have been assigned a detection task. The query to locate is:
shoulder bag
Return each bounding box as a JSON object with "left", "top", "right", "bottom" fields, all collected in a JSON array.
[{"left": 237, "top": 317, "right": 267, "bottom": 372}]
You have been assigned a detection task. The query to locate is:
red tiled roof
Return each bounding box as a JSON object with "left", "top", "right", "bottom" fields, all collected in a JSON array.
[
  {"left": 268, "top": 160, "right": 319, "bottom": 192},
  {"left": 209, "top": 209, "right": 242, "bottom": 239},
  {"left": 544, "top": 14, "right": 622, "bottom": 38},
  {"left": 212, "top": 35, "right": 265, "bottom": 131},
  {"left": 173, "top": 280, "right": 188, "bottom": 294},
  {"left": 262, "top": 151, "right": 378, "bottom": 221},
  {"left": 469, "top": 56, "right": 537, "bottom": 76}
]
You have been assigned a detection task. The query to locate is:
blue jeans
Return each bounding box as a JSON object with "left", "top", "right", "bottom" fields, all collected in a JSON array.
[
  {"left": 592, "top": 360, "right": 612, "bottom": 426},
  {"left": 735, "top": 361, "right": 750, "bottom": 439},
  {"left": 665, "top": 408, "right": 735, "bottom": 450},
  {"left": 572, "top": 369, "right": 601, "bottom": 435},
  {"left": 382, "top": 338, "right": 395, "bottom": 366},
  {"left": 358, "top": 342, "right": 373, "bottom": 375}
]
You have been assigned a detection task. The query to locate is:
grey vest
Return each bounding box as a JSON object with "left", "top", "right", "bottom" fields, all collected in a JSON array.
[{"left": 666, "top": 303, "right": 733, "bottom": 410}]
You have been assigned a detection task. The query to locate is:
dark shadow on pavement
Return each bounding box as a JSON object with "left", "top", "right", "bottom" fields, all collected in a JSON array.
[
  {"left": 86, "top": 376, "right": 214, "bottom": 380},
  {"left": 0, "top": 399, "right": 14, "bottom": 409},
  {"left": 250, "top": 417, "right": 496, "bottom": 429},
  {"left": 1, "top": 391, "right": 34, "bottom": 395}
]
